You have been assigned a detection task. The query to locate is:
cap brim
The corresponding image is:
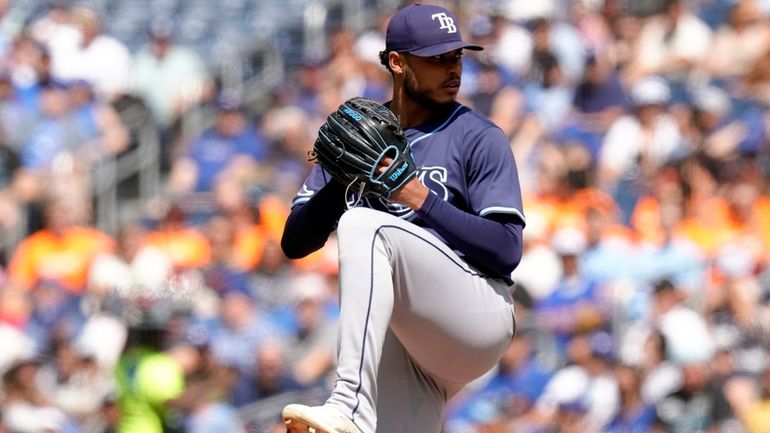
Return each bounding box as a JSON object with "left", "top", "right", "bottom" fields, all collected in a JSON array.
[{"left": 408, "top": 41, "right": 483, "bottom": 57}]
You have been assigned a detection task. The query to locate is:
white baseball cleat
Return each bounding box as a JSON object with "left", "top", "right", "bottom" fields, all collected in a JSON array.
[{"left": 282, "top": 404, "right": 363, "bottom": 433}]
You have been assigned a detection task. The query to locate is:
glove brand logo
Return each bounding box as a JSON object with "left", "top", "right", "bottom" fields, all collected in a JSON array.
[
  {"left": 388, "top": 161, "right": 410, "bottom": 182},
  {"left": 431, "top": 13, "right": 457, "bottom": 34},
  {"left": 342, "top": 106, "right": 364, "bottom": 121},
  {"left": 365, "top": 166, "right": 448, "bottom": 220}
]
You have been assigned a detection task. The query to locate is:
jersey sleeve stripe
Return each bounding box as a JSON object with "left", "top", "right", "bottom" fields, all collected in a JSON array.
[
  {"left": 479, "top": 206, "right": 526, "bottom": 224},
  {"left": 292, "top": 196, "right": 313, "bottom": 206}
]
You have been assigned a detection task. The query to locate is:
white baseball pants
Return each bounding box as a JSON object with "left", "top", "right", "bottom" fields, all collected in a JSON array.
[{"left": 325, "top": 207, "right": 516, "bottom": 433}]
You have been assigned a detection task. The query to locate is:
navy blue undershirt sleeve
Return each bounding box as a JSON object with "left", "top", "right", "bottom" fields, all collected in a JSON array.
[
  {"left": 281, "top": 181, "right": 347, "bottom": 259},
  {"left": 416, "top": 191, "right": 524, "bottom": 278}
]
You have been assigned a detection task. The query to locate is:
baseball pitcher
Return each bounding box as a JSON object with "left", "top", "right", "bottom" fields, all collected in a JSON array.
[{"left": 280, "top": 4, "right": 526, "bottom": 433}]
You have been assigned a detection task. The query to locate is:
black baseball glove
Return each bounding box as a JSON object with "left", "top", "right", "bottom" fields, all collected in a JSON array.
[{"left": 310, "top": 97, "right": 417, "bottom": 199}]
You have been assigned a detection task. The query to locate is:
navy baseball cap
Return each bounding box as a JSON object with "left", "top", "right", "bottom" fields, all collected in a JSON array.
[{"left": 385, "top": 3, "right": 483, "bottom": 57}]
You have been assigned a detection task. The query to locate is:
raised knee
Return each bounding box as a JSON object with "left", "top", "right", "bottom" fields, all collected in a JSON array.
[{"left": 337, "top": 207, "right": 382, "bottom": 236}]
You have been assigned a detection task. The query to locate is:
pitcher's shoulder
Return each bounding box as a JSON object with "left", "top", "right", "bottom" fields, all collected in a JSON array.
[{"left": 453, "top": 105, "right": 502, "bottom": 132}]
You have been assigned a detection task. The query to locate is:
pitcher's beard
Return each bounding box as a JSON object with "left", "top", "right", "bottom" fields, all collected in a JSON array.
[{"left": 403, "top": 68, "right": 456, "bottom": 112}]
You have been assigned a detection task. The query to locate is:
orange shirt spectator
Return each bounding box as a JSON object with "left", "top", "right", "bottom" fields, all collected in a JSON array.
[
  {"left": 7, "top": 197, "right": 115, "bottom": 294},
  {"left": 231, "top": 224, "right": 267, "bottom": 271},
  {"left": 142, "top": 204, "right": 211, "bottom": 271},
  {"left": 751, "top": 195, "right": 770, "bottom": 260},
  {"left": 675, "top": 196, "right": 741, "bottom": 257},
  {"left": 230, "top": 194, "right": 288, "bottom": 271},
  {"left": 525, "top": 186, "right": 618, "bottom": 236}
]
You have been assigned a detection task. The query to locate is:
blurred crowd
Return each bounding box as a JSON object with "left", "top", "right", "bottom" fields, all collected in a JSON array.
[{"left": 0, "top": 0, "right": 769, "bottom": 432}]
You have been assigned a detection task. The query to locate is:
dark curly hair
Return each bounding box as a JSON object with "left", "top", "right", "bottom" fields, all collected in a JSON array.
[{"left": 379, "top": 50, "right": 394, "bottom": 73}]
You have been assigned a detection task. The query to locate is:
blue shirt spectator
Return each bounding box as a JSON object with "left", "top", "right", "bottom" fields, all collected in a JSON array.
[
  {"left": 171, "top": 96, "right": 269, "bottom": 193},
  {"left": 207, "top": 289, "right": 282, "bottom": 376},
  {"left": 229, "top": 341, "right": 303, "bottom": 407},
  {"left": 186, "top": 402, "right": 245, "bottom": 433},
  {"left": 21, "top": 80, "right": 90, "bottom": 170}
]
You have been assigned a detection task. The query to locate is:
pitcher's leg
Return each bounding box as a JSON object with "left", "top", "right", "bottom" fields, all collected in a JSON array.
[
  {"left": 389, "top": 251, "right": 515, "bottom": 389},
  {"left": 326, "top": 207, "right": 514, "bottom": 433},
  {"left": 326, "top": 208, "right": 397, "bottom": 433},
  {"left": 375, "top": 330, "right": 445, "bottom": 433}
]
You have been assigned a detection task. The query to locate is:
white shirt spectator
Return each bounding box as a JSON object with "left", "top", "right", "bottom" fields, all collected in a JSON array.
[
  {"left": 633, "top": 12, "right": 712, "bottom": 78},
  {"left": 131, "top": 44, "right": 208, "bottom": 127},
  {"left": 491, "top": 22, "right": 533, "bottom": 78},
  {"left": 659, "top": 305, "right": 715, "bottom": 364},
  {"left": 0, "top": 324, "right": 35, "bottom": 374},
  {"left": 618, "top": 323, "right": 684, "bottom": 404},
  {"left": 52, "top": 33, "right": 132, "bottom": 101},
  {"left": 74, "top": 312, "right": 127, "bottom": 369},
  {"left": 642, "top": 361, "right": 683, "bottom": 404},
  {"left": 48, "top": 7, "right": 132, "bottom": 101},
  {"left": 536, "top": 364, "right": 620, "bottom": 430},
  {"left": 601, "top": 114, "right": 683, "bottom": 175},
  {"left": 29, "top": 7, "right": 80, "bottom": 62},
  {"left": 702, "top": 15, "right": 770, "bottom": 78},
  {"left": 3, "top": 402, "right": 69, "bottom": 433}
]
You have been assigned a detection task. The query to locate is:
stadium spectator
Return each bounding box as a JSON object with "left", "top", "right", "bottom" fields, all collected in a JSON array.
[
  {"left": 14, "top": 79, "right": 92, "bottom": 203},
  {"left": 184, "top": 398, "right": 246, "bottom": 433},
  {"left": 280, "top": 274, "right": 337, "bottom": 387},
  {"left": 461, "top": 21, "right": 525, "bottom": 137},
  {"left": 258, "top": 105, "right": 317, "bottom": 199},
  {"left": 6, "top": 192, "right": 115, "bottom": 293},
  {"left": 599, "top": 0, "right": 641, "bottom": 70},
  {"left": 229, "top": 340, "right": 302, "bottom": 407},
  {"left": 704, "top": 243, "right": 767, "bottom": 375},
  {"left": 67, "top": 79, "right": 130, "bottom": 160},
  {"left": 1, "top": 358, "right": 81, "bottom": 433},
  {"left": 212, "top": 184, "right": 286, "bottom": 272},
  {"left": 604, "top": 364, "right": 656, "bottom": 433},
  {"left": 172, "top": 358, "right": 247, "bottom": 433},
  {"left": 741, "top": 41, "right": 770, "bottom": 105},
  {"left": 560, "top": 50, "right": 626, "bottom": 160},
  {"left": 283, "top": 55, "right": 327, "bottom": 119},
  {"left": 114, "top": 306, "right": 186, "bottom": 433},
  {"left": 324, "top": 26, "right": 389, "bottom": 103},
  {"left": 534, "top": 227, "right": 609, "bottom": 359},
  {"left": 200, "top": 215, "right": 253, "bottom": 298},
  {"left": 36, "top": 338, "right": 115, "bottom": 425},
  {"left": 0, "top": 71, "right": 33, "bottom": 154},
  {"left": 49, "top": 6, "right": 131, "bottom": 101},
  {"left": 726, "top": 366, "right": 770, "bottom": 433},
  {"left": 483, "top": 4, "right": 534, "bottom": 80},
  {"left": 522, "top": 49, "right": 574, "bottom": 136},
  {"left": 130, "top": 18, "right": 210, "bottom": 130},
  {"left": 598, "top": 76, "right": 688, "bottom": 221},
  {"left": 0, "top": 0, "right": 14, "bottom": 64},
  {"left": 7, "top": 32, "right": 54, "bottom": 114},
  {"left": 653, "top": 279, "right": 716, "bottom": 365},
  {"left": 24, "top": 278, "right": 83, "bottom": 354},
  {"left": 625, "top": 0, "right": 713, "bottom": 86},
  {"left": 533, "top": 330, "right": 620, "bottom": 431},
  {"left": 580, "top": 205, "right": 636, "bottom": 288},
  {"left": 527, "top": 13, "right": 587, "bottom": 87},
  {"left": 636, "top": 330, "right": 683, "bottom": 405},
  {"left": 206, "top": 288, "right": 281, "bottom": 377},
  {"left": 141, "top": 202, "right": 210, "bottom": 272},
  {"left": 653, "top": 361, "right": 722, "bottom": 432},
  {"left": 168, "top": 94, "right": 268, "bottom": 194},
  {"left": 700, "top": 0, "right": 770, "bottom": 85}
]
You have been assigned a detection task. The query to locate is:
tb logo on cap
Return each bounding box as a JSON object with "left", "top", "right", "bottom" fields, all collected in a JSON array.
[{"left": 431, "top": 12, "right": 457, "bottom": 34}]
